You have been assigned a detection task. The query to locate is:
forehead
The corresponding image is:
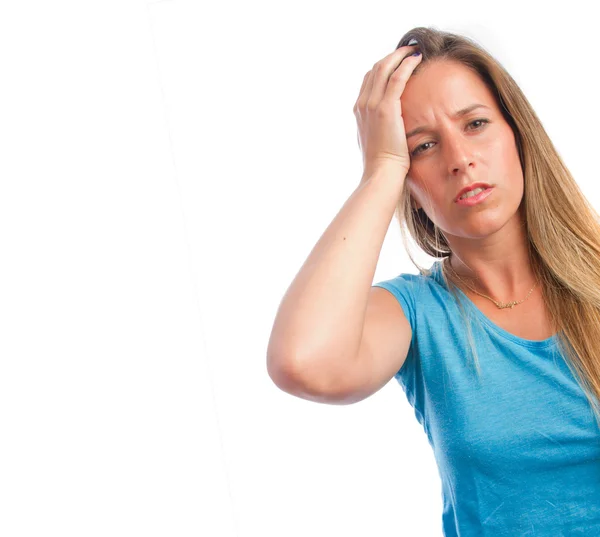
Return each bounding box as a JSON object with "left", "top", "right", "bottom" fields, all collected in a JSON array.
[{"left": 401, "top": 59, "right": 497, "bottom": 122}]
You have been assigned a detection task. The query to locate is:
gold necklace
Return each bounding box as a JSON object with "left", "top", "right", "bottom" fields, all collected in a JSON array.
[{"left": 444, "top": 259, "right": 538, "bottom": 310}]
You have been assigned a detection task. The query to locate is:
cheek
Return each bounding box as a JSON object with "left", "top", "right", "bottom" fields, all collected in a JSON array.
[
  {"left": 407, "top": 179, "right": 439, "bottom": 214},
  {"left": 495, "top": 139, "right": 524, "bottom": 190},
  {"left": 493, "top": 129, "right": 521, "bottom": 171}
]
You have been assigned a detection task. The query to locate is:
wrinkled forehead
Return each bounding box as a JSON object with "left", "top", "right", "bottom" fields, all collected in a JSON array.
[{"left": 401, "top": 60, "right": 498, "bottom": 125}]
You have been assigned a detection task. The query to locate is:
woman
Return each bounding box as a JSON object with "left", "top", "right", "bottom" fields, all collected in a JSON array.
[{"left": 267, "top": 27, "right": 600, "bottom": 534}]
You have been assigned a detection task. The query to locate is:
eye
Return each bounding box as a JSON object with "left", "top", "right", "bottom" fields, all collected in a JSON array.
[
  {"left": 410, "top": 118, "right": 490, "bottom": 157},
  {"left": 468, "top": 118, "right": 489, "bottom": 131}
]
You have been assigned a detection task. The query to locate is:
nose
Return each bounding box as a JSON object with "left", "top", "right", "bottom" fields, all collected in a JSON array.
[{"left": 444, "top": 135, "right": 475, "bottom": 176}]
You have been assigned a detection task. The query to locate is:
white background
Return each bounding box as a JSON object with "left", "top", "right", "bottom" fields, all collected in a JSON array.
[{"left": 0, "top": 1, "right": 598, "bottom": 536}]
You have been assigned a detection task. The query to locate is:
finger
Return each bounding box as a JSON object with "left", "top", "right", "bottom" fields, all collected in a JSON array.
[
  {"left": 353, "top": 70, "right": 371, "bottom": 113},
  {"left": 382, "top": 52, "right": 422, "bottom": 107},
  {"left": 367, "top": 46, "right": 420, "bottom": 109},
  {"left": 356, "top": 45, "right": 418, "bottom": 114}
]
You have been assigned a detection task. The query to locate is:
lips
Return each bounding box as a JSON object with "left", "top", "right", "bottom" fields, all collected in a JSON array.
[{"left": 455, "top": 182, "right": 493, "bottom": 202}]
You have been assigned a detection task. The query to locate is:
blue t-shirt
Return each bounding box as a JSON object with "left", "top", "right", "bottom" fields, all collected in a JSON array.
[{"left": 373, "top": 260, "right": 600, "bottom": 536}]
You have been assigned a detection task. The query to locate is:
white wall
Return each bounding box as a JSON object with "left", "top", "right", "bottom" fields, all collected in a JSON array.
[{"left": 0, "top": 1, "right": 597, "bottom": 536}]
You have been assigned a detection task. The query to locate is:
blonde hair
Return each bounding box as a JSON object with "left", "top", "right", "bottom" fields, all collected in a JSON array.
[{"left": 394, "top": 27, "right": 600, "bottom": 427}]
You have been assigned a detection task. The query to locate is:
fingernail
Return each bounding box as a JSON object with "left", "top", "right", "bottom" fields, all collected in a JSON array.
[{"left": 411, "top": 51, "right": 421, "bottom": 56}]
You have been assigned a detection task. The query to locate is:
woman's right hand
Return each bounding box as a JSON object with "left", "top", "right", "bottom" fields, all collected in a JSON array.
[{"left": 353, "top": 45, "right": 423, "bottom": 181}]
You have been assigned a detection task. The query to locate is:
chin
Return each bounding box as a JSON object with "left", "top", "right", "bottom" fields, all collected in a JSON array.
[{"left": 452, "top": 210, "right": 520, "bottom": 240}]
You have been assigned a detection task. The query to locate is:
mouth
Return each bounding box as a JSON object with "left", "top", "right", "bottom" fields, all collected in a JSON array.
[
  {"left": 455, "top": 182, "right": 493, "bottom": 202},
  {"left": 455, "top": 186, "right": 494, "bottom": 206}
]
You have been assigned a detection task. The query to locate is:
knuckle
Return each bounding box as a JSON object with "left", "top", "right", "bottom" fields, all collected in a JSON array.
[
  {"left": 381, "top": 57, "right": 395, "bottom": 70},
  {"left": 389, "top": 69, "right": 405, "bottom": 82},
  {"left": 375, "top": 103, "right": 390, "bottom": 118},
  {"left": 366, "top": 99, "right": 378, "bottom": 113}
]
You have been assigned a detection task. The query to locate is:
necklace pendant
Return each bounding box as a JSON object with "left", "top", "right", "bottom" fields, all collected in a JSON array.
[{"left": 498, "top": 301, "right": 517, "bottom": 309}]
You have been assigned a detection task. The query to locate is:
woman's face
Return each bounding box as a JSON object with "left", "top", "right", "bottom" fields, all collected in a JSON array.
[{"left": 401, "top": 59, "right": 524, "bottom": 240}]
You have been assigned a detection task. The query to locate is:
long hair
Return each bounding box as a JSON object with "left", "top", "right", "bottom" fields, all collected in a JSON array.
[{"left": 394, "top": 27, "right": 600, "bottom": 427}]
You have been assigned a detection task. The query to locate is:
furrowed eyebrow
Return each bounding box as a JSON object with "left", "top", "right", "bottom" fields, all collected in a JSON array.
[{"left": 406, "top": 104, "right": 491, "bottom": 139}]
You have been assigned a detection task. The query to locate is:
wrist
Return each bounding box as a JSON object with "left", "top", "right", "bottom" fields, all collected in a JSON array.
[{"left": 361, "top": 163, "right": 407, "bottom": 185}]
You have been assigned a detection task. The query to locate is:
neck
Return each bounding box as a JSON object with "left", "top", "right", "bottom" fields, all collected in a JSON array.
[{"left": 443, "top": 211, "right": 537, "bottom": 301}]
